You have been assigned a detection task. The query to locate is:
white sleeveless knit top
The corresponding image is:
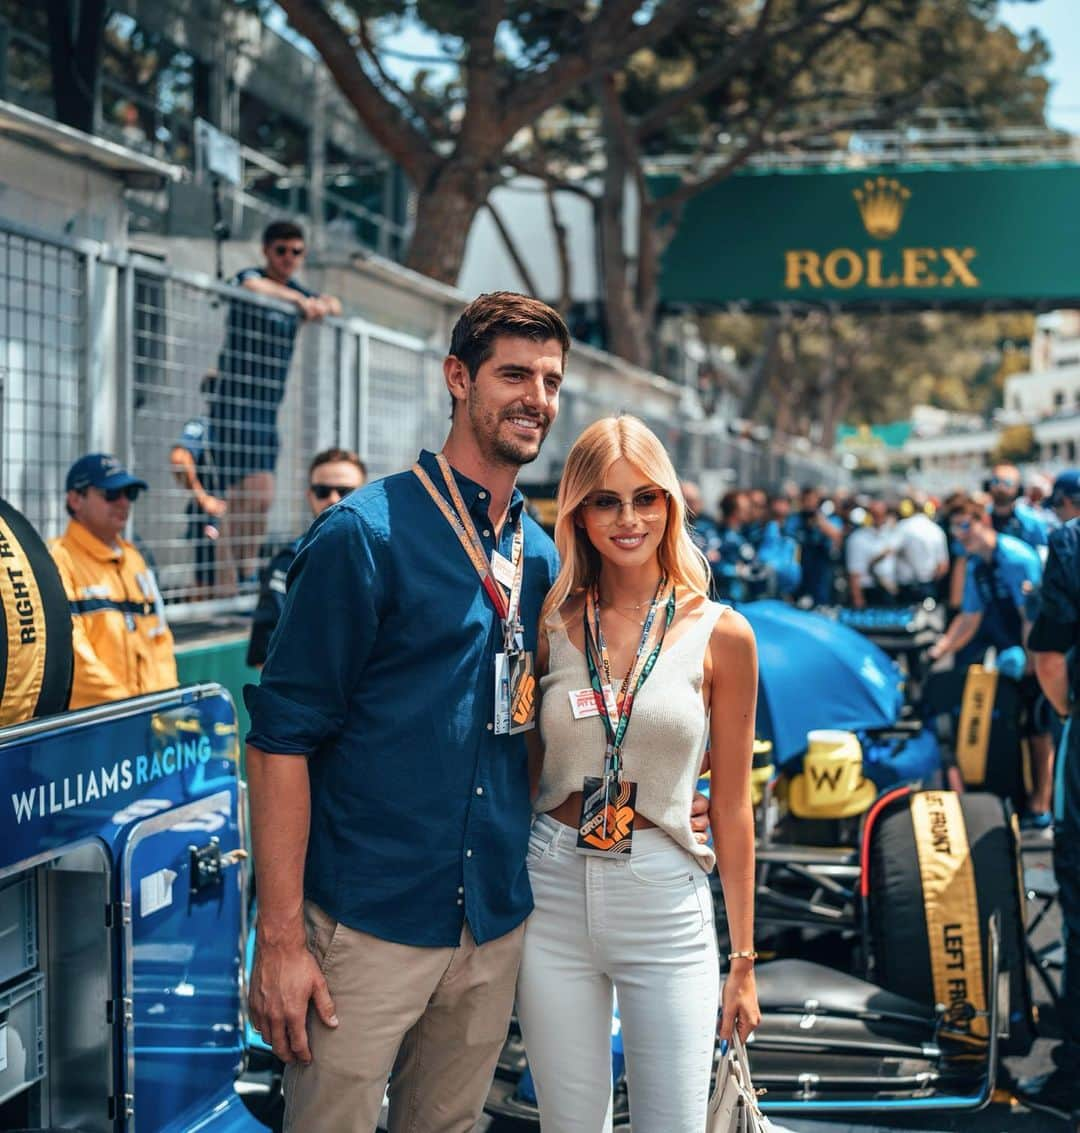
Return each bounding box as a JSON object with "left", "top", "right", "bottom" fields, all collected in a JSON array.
[{"left": 535, "top": 600, "right": 728, "bottom": 873}]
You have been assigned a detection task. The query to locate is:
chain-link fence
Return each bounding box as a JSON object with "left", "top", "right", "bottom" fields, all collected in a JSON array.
[
  {"left": 0, "top": 228, "right": 85, "bottom": 541},
  {"left": 0, "top": 217, "right": 848, "bottom": 621}
]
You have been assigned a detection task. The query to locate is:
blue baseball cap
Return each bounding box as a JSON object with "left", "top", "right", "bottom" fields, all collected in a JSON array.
[
  {"left": 65, "top": 453, "right": 148, "bottom": 494},
  {"left": 1049, "top": 469, "right": 1080, "bottom": 507}
]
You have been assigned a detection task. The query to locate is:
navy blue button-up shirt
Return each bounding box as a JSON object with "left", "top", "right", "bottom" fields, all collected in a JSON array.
[{"left": 245, "top": 450, "right": 559, "bottom": 947}]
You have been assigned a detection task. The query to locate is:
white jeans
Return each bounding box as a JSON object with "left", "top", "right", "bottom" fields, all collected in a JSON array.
[{"left": 517, "top": 814, "right": 720, "bottom": 1133}]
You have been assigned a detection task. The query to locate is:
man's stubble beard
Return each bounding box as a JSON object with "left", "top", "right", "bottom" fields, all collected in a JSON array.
[{"left": 468, "top": 390, "right": 550, "bottom": 469}]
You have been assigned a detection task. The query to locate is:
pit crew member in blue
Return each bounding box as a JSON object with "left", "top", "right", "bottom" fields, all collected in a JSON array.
[
  {"left": 244, "top": 293, "right": 569, "bottom": 1133},
  {"left": 987, "top": 462, "right": 1048, "bottom": 551},
  {"left": 1019, "top": 476, "right": 1080, "bottom": 1120},
  {"left": 929, "top": 495, "right": 1053, "bottom": 825}
]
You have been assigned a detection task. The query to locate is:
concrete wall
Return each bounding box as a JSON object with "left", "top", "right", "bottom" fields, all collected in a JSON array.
[{"left": 0, "top": 135, "right": 131, "bottom": 247}]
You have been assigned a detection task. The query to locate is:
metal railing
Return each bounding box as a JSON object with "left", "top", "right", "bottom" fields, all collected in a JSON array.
[{"left": 0, "top": 216, "right": 845, "bottom": 623}]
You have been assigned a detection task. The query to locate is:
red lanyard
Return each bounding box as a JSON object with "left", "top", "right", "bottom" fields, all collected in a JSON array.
[{"left": 413, "top": 454, "right": 525, "bottom": 637}]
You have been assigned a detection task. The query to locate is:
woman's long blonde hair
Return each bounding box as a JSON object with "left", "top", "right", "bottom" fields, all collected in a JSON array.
[{"left": 540, "top": 415, "right": 710, "bottom": 624}]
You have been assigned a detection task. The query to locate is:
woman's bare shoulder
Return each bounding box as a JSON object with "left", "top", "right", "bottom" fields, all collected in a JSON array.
[{"left": 709, "top": 605, "right": 756, "bottom": 654}]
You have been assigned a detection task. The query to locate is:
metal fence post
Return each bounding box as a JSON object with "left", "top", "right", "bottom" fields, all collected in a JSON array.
[
  {"left": 357, "top": 328, "right": 370, "bottom": 461},
  {"left": 83, "top": 248, "right": 120, "bottom": 454},
  {"left": 115, "top": 258, "right": 136, "bottom": 473},
  {"left": 336, "top": 324, "right": 357, "bottom": 452}
]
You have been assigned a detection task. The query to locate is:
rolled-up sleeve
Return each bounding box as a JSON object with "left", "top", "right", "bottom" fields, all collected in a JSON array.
[
  {"left": 1030, "top": 529, "right": 1079, "bottom": 654},
  {"left": 245, "top": 506, "right": 383, "bottom": 754}
]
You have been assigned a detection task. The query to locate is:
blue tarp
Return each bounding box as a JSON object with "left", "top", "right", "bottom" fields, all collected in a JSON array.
[{"left": 740, "top": 601, "right": 905, "bottom": 766}]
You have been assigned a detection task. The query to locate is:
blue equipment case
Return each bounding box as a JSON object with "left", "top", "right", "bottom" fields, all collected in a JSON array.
[{"left": 0, "top": 683, "right": 265, "bottom": 1132}]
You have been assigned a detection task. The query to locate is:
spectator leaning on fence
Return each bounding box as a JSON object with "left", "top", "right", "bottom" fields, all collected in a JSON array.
[
  {"left": 49, "top": 454, "right": 177, "bottom": 709},
  {"left": 210, "top": 220, "right": 343, "bottom": 583},
  {"left": 246, "top": 447, "right": 367, "bottom": 668}
]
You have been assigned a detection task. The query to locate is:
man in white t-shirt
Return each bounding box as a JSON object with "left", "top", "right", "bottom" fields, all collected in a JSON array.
[
  {"left": 893, "top": 499, "right": 949, "bottom": 603},
  {"left": 845, "top": 500, "right": 898, "bottom": 608}
]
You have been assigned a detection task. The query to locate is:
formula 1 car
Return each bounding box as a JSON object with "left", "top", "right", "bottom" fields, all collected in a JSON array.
[{"left": 485, "top": 783, "right": 1032, "bottom": 1125}]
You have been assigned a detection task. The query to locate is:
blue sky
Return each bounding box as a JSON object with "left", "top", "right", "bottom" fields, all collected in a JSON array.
[{"left": 999, "top": 0, "right": 1080, "bottom": 132}]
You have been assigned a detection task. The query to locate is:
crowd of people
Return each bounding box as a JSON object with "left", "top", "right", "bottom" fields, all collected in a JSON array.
[
  {"left": 31, "top": 276, "right": 1080, "bottom": 1125},
  {"left": 681, "top": 465, "right": 1069, "bottom": 614}
]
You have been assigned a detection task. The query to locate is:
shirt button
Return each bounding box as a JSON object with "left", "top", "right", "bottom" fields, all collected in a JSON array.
[
  {"left": 483, "top": 529, "right": 491, "bottom": 537},
  {"left": 476, "top": 786, "right": 484, "bottom": 796},
  {"left": 466, "top": 849, "right": 473, "bottom": 858},
  {"left": 478, "top": 491, "right": 487, "bottom": 500},
  {"left": 486, "top": 722, "right": 493, "bottom": 731},
  {"left": 457, "top": 898, "right": 464, "bottom": 906},
  {"left": 458, "top": 885, "right": 464, "bottom": 894}
]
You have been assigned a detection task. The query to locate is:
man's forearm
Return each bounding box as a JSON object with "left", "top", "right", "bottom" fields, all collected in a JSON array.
[
  {"left": 1034, "top": 652, "right": 1071, "bottom": 717},
  {"left": 247, "top": 745, "right": 312, "bottom": 944}
]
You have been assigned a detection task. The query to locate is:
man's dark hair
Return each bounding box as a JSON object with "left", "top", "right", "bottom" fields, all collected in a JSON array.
[
  {"left": 449, "top": 292, "right": 570, "bottom": 382},
  {"left": 308, "top": 447, "right": 367, "bottom": 480},
  {"left": 720, "top": 490, "right": 746, "bottom": 521},
  {"left": 263, "top": 220, "right": 305, "bottom": 246}
]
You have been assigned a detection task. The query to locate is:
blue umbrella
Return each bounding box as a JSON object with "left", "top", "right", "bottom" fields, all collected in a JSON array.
[{"left": 739, "top": 601, "right": 904, "bottom": 766}]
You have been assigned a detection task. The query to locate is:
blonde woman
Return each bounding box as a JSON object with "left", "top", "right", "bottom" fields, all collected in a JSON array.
[{"left": 518, "top": 415, "right": 760, "bottom": 1132}]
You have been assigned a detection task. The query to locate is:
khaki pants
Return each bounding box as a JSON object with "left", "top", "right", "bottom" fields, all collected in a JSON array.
[{"left": 283, "top": 901, "right": 525, "bottom": 1133}]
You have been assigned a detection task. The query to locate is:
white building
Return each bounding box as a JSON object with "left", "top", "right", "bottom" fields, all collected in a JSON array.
[{"left": 904, "top": 312, "right": 1080, "bottom": 490}]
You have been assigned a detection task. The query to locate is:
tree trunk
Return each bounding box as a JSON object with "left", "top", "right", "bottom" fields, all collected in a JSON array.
[
  {"left": 545, "top": 185, "right": 572, "bottom": 315},
  {"left": 596, "top": 85, "right": 649, "bottom": 368},
  {"left": 404, "top": 164, "right": 493, "bottom": 286},
  {"left": 45, "top": 0, "right": 107, "bottom": 134},
  {"left": 740, "top": 318, "right": 782, "bottom": 421}
]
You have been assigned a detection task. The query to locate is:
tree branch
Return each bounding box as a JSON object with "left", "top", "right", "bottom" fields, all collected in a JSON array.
[
  {"left": 499, "top": 0, "right": 699, "bottom": 142},
  {"left": 485, "top": 199, "right": 541, "bottom": 297},
  {"left": 276, "top": 0, "right": 438, "bottom": 184},
  {"left": 635, "top": 0, "right": 779, "bottom": 141},
  {"left": 356, "top": 17, "right": 448, "bottom": 143}
]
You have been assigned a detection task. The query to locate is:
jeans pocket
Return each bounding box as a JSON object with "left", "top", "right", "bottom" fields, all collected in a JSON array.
[
  {"left": 627, "top": 845, "right": 697, "bottom": 887},
  {"left": 526, "top": 825, "right": 556, "bottom": 867}
]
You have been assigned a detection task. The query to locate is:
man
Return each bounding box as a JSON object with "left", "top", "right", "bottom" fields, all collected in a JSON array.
[
  {"left": 246, "top": 447, "right": 367, "bottom": 667},
  {"left": 845, "top": 499, "right": 899, "bottom": 610},
  {"left": 987, "top": 462, "right": 1047, "bottom": 550},
  {"left": 49, "top": 453, "right": 177, "bottom": 709},
  {"left": 244, "top": 293, "right": 713, "bottom": 1131},
  {"left": 680, "top": 479, "right": 721, "bottom": 558},
  {"left": 170, "top": 392, "right": 229, "bottom": 598},
  {"left": 743, "top": 492, "right": 800, "bottom": 601},
  {"left": 1018, "top": 470, "right": 1080, "bottom": 1120},
  {"left": 784, "top": 485, "right": 844, "bottom": 606},
  {"left": 712, "top": 489, "right": 753, "bottom": 601},
  {"left": 893, "top": 497, "right": 949, "bottom": 605},
  {"left": 928, "top": 496, "right": 1054, "bottom": 827},
  {"left": 211, "top": 220, "right": 343, "bottom": 581}
]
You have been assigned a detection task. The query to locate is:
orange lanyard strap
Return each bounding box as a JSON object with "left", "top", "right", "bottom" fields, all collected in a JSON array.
[{"left": 412, "top": 456, "right": 525, "bottom": 637}]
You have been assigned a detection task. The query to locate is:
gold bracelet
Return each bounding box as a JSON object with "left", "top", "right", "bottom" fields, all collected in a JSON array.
[{"left": 728, "top": 950, "right": 758, "bottom": 961}]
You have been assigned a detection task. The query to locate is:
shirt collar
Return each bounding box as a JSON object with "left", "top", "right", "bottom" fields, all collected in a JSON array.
[
  {"left": 417, "top": 449, "right": 525, "bottom": 525},
  {"left": 65, "top": 519, "right": 124, "bottom": 562}
]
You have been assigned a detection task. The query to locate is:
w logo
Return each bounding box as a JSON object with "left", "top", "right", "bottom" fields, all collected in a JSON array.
[{"left": 808, "top": 764, "right": 846, "bottom": 792}]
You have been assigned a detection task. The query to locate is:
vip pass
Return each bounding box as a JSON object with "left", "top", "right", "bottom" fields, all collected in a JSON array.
[{"left": 412, "top": 454, "right": 535, "bottom": 735}]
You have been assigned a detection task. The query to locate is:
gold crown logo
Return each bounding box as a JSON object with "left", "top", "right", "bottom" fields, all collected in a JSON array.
[{"left": 852, "top": 176, "right": 911, "bottom": 240}]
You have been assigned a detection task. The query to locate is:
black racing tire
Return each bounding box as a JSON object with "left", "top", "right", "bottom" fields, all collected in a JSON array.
[
  {"left": 866, "top": 789, "right": 1035, "bottom": 1056},
  {"left": 0, "top": 496, "right": 73, "bottom": 725},
  {"left": 922, "top": 667, "right": 1026, "bottom": 811}
]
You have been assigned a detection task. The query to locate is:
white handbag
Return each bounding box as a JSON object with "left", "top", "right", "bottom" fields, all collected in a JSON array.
[{"left": 706, "top": 1030, "right": 770, "bottom": 1133}]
